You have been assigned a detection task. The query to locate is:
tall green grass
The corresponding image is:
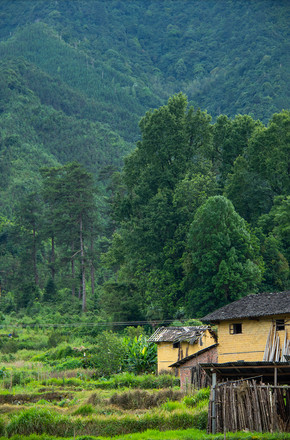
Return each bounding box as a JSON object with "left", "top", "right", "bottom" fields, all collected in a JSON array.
[
  {"left": 94, "top": 372, "right": 180, "bottom": 389},
  {"left": 6, "top": 408, "right": 64, "bottom": 436},
  {"left": 1, "top": 429, "right": 290, "bottom": 440},
  {"left": 6, "top": 407, "right": 207, "bottom": 437},
  {"left": 183, "top": 387, "right": 210, "bottom": 408}
]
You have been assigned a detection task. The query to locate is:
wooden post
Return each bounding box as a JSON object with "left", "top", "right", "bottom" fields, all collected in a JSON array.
[
  {"left": 274, "top": 366, "right": 277, "bottom": 387},
  {"left": 212, "top": 372, "right": 217, "bottom": 434}
]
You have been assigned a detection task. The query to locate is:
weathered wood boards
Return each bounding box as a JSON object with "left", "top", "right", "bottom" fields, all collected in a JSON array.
[
  {"left": 208, "top": 380, "right": 290, "bottom": 433},
  {"left": 263, "top": 327, "right": 290, "bottom": 362}
]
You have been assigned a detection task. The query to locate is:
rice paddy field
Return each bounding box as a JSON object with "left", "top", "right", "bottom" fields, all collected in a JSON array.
[{"left": 0, "top": 326, "right": 289, "bottom": 440}]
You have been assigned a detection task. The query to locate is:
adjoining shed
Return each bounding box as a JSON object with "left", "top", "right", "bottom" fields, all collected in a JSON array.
[
  {"left": 169, "top": 343, "right": 218, "bottom": 390},
  {"left": 148, "top": 326, "right": 216, "bottom": 373}
]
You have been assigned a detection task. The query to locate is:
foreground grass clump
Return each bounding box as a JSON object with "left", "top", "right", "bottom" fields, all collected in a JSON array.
[
  {"left": 73, "top": 404, "right": 95, "bottom": 416},
  {"left": 183, "top": 387, "right": 210, "bottom": 408},
  {"left": 0, "top": 428, "right": 290, "bottom": 439},
  {"left": 109, "top": 389, "right": 184, "bottom": 409},
  {"left": 6, "top": 408, "right": 65, "bottom": 436},
  {"left": 5, "top": 407, "right": 207, "bottom": 437}
]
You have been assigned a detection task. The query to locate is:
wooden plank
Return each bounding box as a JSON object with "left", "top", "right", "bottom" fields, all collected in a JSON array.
[
  {"left": 253, "top": 380, "right": 263, "bottom": 432},
  {"left": 263, "top": 326, "right": 272, "bottom": 361},
  {"left": 258, "top": 387, "right": 266, "bottom": 431},
  {"left": 245, "top": 382, "right": 254, "bottom": 431},
  {"left": 269, "top": 327, "right": 277, "bottom": 362},
  {"left": 275, "top": 334, "right": 281, "bottom": 362},
  {"left": 281, "top": 330, "right": 287, "bottom": 362}
]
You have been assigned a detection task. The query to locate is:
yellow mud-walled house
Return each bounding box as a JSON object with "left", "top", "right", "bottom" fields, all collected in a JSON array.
[
  {"left": 148, "top": 326, "right": 217, "bottom": 373},
  {"left": 202, "top": 291, "right": 290, "bottom": 363}
]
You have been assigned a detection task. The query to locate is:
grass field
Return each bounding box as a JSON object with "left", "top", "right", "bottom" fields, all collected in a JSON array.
[{"left": 0, "top": 327, "right": 288, "bottom": 440}]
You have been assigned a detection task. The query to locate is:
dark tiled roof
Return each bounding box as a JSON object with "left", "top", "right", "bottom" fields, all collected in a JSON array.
[
  {"left": 169, "top": 344, "right": 218, "bottom": 368},
  {"left": 147, "top": 326, "right": 209, "bottom": 343},
  {"left": 201, "top": 291, "right": 290, "bottom": 322}
]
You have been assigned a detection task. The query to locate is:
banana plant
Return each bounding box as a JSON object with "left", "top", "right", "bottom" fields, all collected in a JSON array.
[{"left": 122, "top": 335, "right": 157, "bottom": 374}]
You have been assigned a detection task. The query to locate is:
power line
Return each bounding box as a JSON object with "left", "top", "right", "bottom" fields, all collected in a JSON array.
[{"left": 0, "top": 319, "right": 184, "bottom": 328}]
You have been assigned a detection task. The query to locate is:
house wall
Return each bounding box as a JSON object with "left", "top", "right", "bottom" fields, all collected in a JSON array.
[
  {"left": 157, "top": 329, "right": 216, "bottom": 373},
  {"left": 217, "top": 314, "right": 289, "bottom": 363},
  {"left": 179, "top": 346, "right": 218, "bottom": 390}
]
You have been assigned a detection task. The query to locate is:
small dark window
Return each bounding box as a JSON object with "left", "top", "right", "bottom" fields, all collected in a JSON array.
[
  {"left": 173, "top": 341, "right": 180, "bottom": 348},
  {"left": 276, "top": 320, "right": 285, "bottom": 331},
  {"left": 229, "top": 323, "right": 242, "bottom": 334}
]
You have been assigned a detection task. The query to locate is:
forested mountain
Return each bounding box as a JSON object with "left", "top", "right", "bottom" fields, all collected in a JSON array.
[
  {"left": 0, "top": 1, "right": 289, "bottom": 206},
  {"left": 0, "top": 1, "right": 289, "bottom": 324}
]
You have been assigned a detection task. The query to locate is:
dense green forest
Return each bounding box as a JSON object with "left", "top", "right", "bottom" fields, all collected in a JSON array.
[{"left": 0, "top": 1, "right": 289, "bottom": 327}]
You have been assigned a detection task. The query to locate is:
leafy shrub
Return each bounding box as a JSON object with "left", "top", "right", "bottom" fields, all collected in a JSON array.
[
  {"left": 47, "top": 331, "right": 66, "bottom": 348},
  {"left": 17, "top": 337, "right": 48, "bottom": 351},
  {"left": 73, "top": 404, "right": 94, "bottom": 416},
  {"left": 82, "top": 331, "right": 125, "bottom": 377},
  {"left": 33, "top": 344, "right": 79, "bottom": 364},
  {"left": 52, "top": 345, "right": 75, "bottom": 360},
  {"left": 161, "top": 400, "right": 184, "bottom": 411},
  {"left": 183, "top": 387, "right": 210, "bottom": 407},
  {"left": 1, "top": 338, "right": 18, "bottom": 353},
  {"left": 124, "top": 325, "right": 145, "bottom": 339},
  {"left": 54, "top": 357, "right": 83, "bottom": 371},
  {"left": 11, "top": 370, "right": 26, "bottom": 386}
]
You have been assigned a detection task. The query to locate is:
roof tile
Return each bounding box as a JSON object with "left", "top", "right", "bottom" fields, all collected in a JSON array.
[{"left": 201, "top": 291, "right": 290, "bottom": 322}]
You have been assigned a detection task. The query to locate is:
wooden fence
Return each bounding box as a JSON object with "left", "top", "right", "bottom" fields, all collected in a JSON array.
[{"left": 208, "top": 380, "right": 290, "bottom": 433}]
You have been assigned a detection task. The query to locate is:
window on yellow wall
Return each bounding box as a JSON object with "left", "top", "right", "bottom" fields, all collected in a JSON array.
[
  {"left": 229, "top": 323, "right": 242, "bottom": 334},
  {"left": 276, "top": 320, "right": 285, "bottom": 331},
  {"left": 173, "top": 341, "right": 180, "bottom": 348}
]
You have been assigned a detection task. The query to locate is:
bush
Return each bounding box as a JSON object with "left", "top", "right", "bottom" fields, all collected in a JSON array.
[
  {"left": 1, "top": 338, "right": 18, "bottom": 353},
  {"left": 161, "top": 400, "right": 184, "bottom": 411},
  {"left": 52, "top": 345, "right": 75, "bottom": 360},
  {"left": 6, "top": 408, "right": 62, "bottom": 436},
  {"left": 11, "top": 370, "right": 26, "bottom": 386},
  {"left": 54, "top": 357, "right": 83, "bottom": 371},
  {"left": 183, "top": 387, "right": 210, "bottom": 407},
  {"left": 110, "top": 389, "right": 184, "bottom": 409},
  {"left": 73, "top": 404, "right": 94, "bottom": 416},
  {"left": 47, "top": 331, "right": 66, "bottom": 348},
  {"left": 82, "top": 331, "right": 125, "bottom": 377}
]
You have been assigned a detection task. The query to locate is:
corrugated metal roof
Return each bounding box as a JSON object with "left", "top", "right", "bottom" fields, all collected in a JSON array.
[{"left": 147, "top": 326, "right": 209, "bottom": 343}]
